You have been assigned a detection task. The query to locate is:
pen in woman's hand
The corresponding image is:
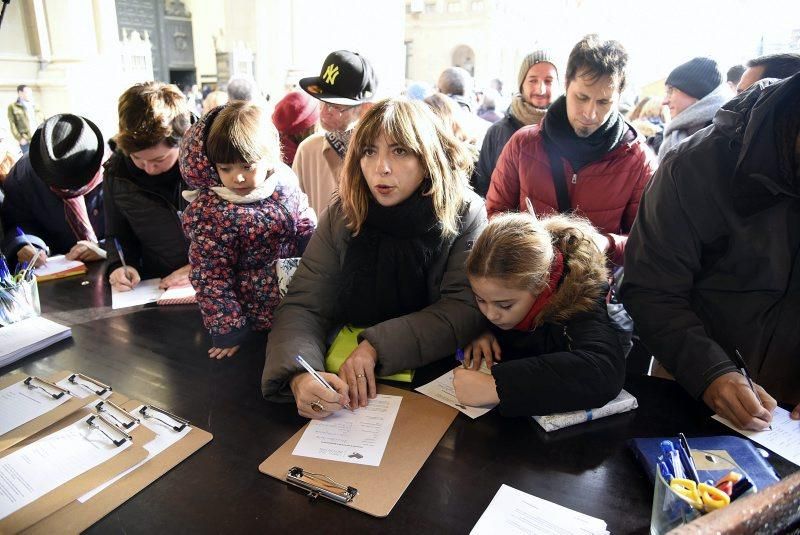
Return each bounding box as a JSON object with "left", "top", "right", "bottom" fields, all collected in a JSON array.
[{"left": 295, "top": 355, "right": 351, "bottom": 410}]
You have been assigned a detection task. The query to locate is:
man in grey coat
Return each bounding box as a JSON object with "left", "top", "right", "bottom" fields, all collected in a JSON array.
[{"left": 658, "top": 57, "right": 731, "bottom": 161}]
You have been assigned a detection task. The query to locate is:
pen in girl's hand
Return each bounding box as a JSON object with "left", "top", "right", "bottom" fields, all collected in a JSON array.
[{"left": 455, "top": 348, "right": 465, "bottom": 367}]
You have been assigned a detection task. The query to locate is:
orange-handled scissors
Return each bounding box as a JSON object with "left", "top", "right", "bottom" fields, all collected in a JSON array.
[{"left": 669, "top": 478, "right": 731, "bottom": 512}]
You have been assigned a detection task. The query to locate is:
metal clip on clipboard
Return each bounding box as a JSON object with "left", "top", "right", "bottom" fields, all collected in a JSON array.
[
  {"left": 24, "top": 376, "right": 71, "bottom": 399},
  {"left": 139, "top": 404, "right": 189, "bottom": 431},
  {"left": 286, "top": 466, "right": 358, "bottom": 504},
  {"left": 86, "top": 413, "right": 133, "bottom": 447},
  {"left": 95, "top": 400, "right": 139, "bottom": 429},
  {"left": 68, "top": 373, "right": 112, "bottom": 396}
]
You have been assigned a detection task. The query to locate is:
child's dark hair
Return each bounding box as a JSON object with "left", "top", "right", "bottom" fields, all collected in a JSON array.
[{"left": 206, "top": 101, "right": 280, "bottom": 165}]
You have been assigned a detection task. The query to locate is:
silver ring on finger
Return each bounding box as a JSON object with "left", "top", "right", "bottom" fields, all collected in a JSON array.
[{"left": 310, "top": 399, "right": 325, "bottom": 412}]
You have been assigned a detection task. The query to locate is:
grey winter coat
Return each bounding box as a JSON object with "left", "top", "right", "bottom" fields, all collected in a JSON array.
[{"left": 261, "top": 191, "right": 488, "bottom": 401}]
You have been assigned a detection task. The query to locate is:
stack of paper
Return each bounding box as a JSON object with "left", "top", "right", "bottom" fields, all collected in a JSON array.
[
  {"left": 471, "top": 484, "right": 609, "bottom": 535},
  {"left": 33, "top": 255, "right": 87, "bottom": 282},
  {"left": 157, "top": 284, "right": 197, "bottom": 305},
  {"left": 0, "top": 316, "right": 72, "bottom": 367}
]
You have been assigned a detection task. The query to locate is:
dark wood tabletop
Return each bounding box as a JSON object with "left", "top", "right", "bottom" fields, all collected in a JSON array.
[{"left": 4, "top": 264, "right": 797, "bottom": 534}]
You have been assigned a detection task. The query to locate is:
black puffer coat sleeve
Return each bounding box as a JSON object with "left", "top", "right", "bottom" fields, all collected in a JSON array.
[{"left": 490, "top": 297, "right": 625, "bottom": 417}]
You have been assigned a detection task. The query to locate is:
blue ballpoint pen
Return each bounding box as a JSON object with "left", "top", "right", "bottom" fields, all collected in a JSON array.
[
  {"left": 733, "top": 349, "right": 772, "bottom": 431},
  {"left": 113, "top": 238, "right": 134, "bottom": 285}
]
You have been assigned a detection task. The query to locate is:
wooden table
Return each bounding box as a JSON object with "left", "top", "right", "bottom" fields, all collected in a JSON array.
[{"left": 4, "top": 264, "right": 797, "bottom": 534}]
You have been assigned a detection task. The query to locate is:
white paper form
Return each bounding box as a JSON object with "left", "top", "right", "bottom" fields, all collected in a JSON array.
[
  {"left": 0, "top": 418, "right": 132, "bottom": 520},
  {"left": 292, "top": 394, "right": 401, "bottom": 466},
  {"left": 0, "top": 380, "right": 71, "bottom": 437},
  {"left": 0, "top": 316, "right": 72, "bottom": 367},
  {"left": 415, "top": 365, "right": 496, "bottom": 419},
  {"left": 111, "top": 278, "right": 163, "bottom": 309},
  {"left": 33, "top": 255, "right": 85, "bottom": 278},
  {"left": 77, "top": 405, "right": 191, "bottom": 502},
  {"left": 713, "top": 407, "right": 800, "bottom": 467},
  {"left": 471, "top": 484, "right": 609, "bottom": 535}
]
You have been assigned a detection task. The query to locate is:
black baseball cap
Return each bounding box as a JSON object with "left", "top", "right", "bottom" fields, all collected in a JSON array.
[{"left": 299, "top": 50, "right": 378, "bottom": 106}]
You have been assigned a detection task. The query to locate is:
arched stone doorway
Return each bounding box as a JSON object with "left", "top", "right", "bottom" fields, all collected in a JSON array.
[{"left": 452, "top": 44, "right": 475, "bottom": 77}]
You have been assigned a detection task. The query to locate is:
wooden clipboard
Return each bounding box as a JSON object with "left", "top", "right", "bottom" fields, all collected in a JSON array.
[
  {"left": 259, "top": 384, "right": 458, "bottom": 517},
  {"left": 0, "top": 408, "right": 154, "bottom": 533},
  {"left": 0, "top": 371, "right": 103, "bottom": 453},
  {"left": 24, "top": 399, "right": 213, "bottom": 534}
]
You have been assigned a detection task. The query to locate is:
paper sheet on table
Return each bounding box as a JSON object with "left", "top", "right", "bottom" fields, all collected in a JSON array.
[
  {"left": 77, "top": 405, "right": 191, "bottom": 502},
  {"left": 0, "top": 316, "right": 72, "bottom": 368},
  {"left": 415, "top": 364, "right": 495, "bottom": 419},
  {"left": 111, "top": 278, "right": 163, "bottom": 309},
  {"left": 0, "top": 380, "right": 71, "bottom": 437},
  {"left": 0, "top": 418, "right": 132, "bottom": 520},
  {"left": 291, "top": 394, "right": 401, "bottom": 466},
  {"left": 713, "top": 407, "right": 800, "bottom": 467},
  {"left": 33, "top": 255, "right": 86, "bottom": 281},
  {"left": 471, "top": 484, "right": 609, "bottom": 535}
]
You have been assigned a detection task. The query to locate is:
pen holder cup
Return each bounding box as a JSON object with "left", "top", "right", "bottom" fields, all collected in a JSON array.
[
  {"left": 650, "top": 449, "right": 755, "bottom": 535},
  {"left": 0, "top": 278, "right": 40, "bottom": 327}
]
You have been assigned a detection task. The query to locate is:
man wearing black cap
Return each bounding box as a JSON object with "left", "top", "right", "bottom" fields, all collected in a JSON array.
[
  {"left": 1, "top": 114, "right": 108, "bottom": 269},
  {"left": 293, "top": 50, "right": 378, "bottom": 213},
  {"left": 659, "top": 57, "right": 731, "bottom": 160}
]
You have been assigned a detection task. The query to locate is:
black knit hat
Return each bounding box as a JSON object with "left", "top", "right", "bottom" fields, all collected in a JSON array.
[
  {"left": 299, "top": 50, "right": 378, "bottom": 106},
  {"left": 29, "top": 114, "right": 104, "bottom": 190},
  {"left": 665, "top": 57, "right": 722, "bottom": 99}
]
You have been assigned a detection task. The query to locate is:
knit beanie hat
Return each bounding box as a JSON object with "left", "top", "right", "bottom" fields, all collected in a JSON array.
[
  {"left": 665, "top": 57, "right": 722, "bottom": 99},
  {"left": 272, "top": 91, "right": 320, "bottom": 136},
  {"left": 518, "top": 50, "right": 558, "bottom": 93}
]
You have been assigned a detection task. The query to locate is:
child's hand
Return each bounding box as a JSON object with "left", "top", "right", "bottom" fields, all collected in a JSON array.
[
  {"left": 208, "top": 345, "right": 240, "bottom": 359},
  {"left": 453, "top": 368, "right": 500, "bottom": 407},
  {"left": 462, "top": 331, "right": 501, "bottom": 370}
]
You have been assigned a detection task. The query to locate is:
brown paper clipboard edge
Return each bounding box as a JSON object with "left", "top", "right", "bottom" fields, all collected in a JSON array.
[
  {"left": 0, "top": 371, "right": 103, "bottom": 453},
  {"left": 258, "top": 384, "right": 457, "bottom": 518},
  {"left": 0, "top": 415, "right": 154, "bottom": 532},
  {"left": 23, "top": 400, "right": 213, "bottom": 535}
]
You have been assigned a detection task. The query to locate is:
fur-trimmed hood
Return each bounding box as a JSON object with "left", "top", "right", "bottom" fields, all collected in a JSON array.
[{"left": 535, "top": 241, "right": 608, "bottom": 325}]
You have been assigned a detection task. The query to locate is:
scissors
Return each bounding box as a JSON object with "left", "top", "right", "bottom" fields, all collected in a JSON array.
[{"left": 669, "top": 478, "right": 731, "bottom": 512}]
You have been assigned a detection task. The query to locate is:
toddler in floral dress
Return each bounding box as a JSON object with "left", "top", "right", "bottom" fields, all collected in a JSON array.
[{"left": 180, "top": 102, "right": 316, "bottom": 358}]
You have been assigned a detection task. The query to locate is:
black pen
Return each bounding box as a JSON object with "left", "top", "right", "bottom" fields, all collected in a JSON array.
[
  {"left": 733, "top": 349, "right": 772, "bottom": 431},
  {"left": 677, "top": 433, "right": 701, "bottom": 484}
]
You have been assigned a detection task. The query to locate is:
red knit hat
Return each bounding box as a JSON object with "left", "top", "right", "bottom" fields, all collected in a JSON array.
[{"left": 272, "top": 91, "right": 320, "bottom": 135}]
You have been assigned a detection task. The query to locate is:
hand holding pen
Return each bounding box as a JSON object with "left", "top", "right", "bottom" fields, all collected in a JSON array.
[
  {"left": 702, "top": 352, "right": 777, "bottom": 431},
  {"left": 109, "top": 238, "right": 141, "bottom": 292},
  {"left": 14, "top": 228, "right": 47, "bottom": 268},
  {"left": 291, "top": 355, "right": 351, "bottom": 418}
]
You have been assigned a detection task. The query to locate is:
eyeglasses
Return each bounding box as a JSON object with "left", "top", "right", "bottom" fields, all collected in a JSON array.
[{"left": 321, "top": 102, "right": 354, "bottom": 116}]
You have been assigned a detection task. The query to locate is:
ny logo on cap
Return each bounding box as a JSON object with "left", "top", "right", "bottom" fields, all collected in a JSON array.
[{"left": 322, "top": 64, "right": 340, "bottom": 85}]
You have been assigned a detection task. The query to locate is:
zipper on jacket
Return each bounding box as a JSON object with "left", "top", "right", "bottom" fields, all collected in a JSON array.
[{"left": 572, "top": 173, "right": 577, "bottom": 184}]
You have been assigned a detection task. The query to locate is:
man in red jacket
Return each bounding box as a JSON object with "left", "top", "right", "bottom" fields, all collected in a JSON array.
[{"left": 486, "top": 34, "right": 656, "bottom": 266}]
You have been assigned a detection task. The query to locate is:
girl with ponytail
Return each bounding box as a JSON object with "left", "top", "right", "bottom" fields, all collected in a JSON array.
[{"left": 454, "top": 209, "right": 625, "bottom": 416}]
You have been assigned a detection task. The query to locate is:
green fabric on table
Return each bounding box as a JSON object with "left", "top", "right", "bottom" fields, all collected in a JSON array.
[{"left": 325, "top": 325, "right": 414, "bottom": 383}]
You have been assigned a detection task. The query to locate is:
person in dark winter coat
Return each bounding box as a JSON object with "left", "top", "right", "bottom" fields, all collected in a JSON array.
[
  {"left": 454, "top": 212, "right": 624, "bottom": 416},
  {"left": 487, "top": 35, "right": 656, "bottom": 267},
  {"left": 181, "top": 101, "right": 316, "bottom": 359},
  {"left": 622, "top": 74, "right": 800, "bottom": 430},
  {"left": 105, "top": 82, "right": 193, "bottom": 292},
  {"left": 2, "top": 114, "right": 107, "bottom": 269},
  {"left": 263, "top": 98, "right": 487, "bottom": 418},
  {"left": 473, "top": 49, "right": 560, "bottom": 196}
]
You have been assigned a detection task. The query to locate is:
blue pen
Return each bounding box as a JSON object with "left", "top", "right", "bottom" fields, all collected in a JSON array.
[
  {"left": 677, "top": 433, "right": 701, "bottom": 483},
  {"left": 660, "top": 440, "right": 685, "bottom": 480},
  {"left": 113, "top": 238, "right": 133, "bottom": 285},
  {"left": 455, "top": 348, "right": 464, "bottom": 366}
]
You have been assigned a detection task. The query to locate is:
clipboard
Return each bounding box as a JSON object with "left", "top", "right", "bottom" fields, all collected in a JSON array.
[
  {"left": 259, "top": 384, "right": 458, "bottom": 517},
  {"left": 0, "top": 408, "right": 154, "bottom": 533},
  {"left": 0, "top": 371, "right": 103, "bottom": 453},
  {"left": 24, "top": 399, "right": 213, "bottom": 534}
]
